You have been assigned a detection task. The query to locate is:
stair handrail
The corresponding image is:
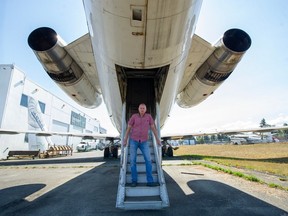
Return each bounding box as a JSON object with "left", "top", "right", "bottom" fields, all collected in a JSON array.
[
  {"left": 116, "top": 103, "right": 128, "bottom": 208},
  {"left": 120, "top": 103, "right": 128, "bottom": 186},
  {"left": 153, "top": 103, "right": 164, "bottom": 184},
  {"left": 152, "top": 102, "right": 169, "bottom": 207}
]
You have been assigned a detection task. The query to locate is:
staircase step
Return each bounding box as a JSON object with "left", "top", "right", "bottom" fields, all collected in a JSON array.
[
  {"left": 127, "top": 154, "right": 156, "bottom": 163},
  {"left": 123, "top": 200, "right": 163, "bottom": 210},
  {"left": 125, "top": 185, "right": 160, "bottom": 197},
  {"left": 126, "top": 173, "right": 158, "bottom": 183},
  {"left": 126, "top": 163, "right": 157, "bottom": 172},
  {"left": 128, "top": 146, "right": 154, "bottom": 155},
  {"left": 125, "top": 195, "right": 161, "bottom": 202}
]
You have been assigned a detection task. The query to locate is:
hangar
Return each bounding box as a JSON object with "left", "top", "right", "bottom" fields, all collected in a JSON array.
[{"left": 0, "top": 64, "right": 106, "bottom": 159}]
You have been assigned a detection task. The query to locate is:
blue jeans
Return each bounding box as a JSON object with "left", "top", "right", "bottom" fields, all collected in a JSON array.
[{"left": 129, "top": 139, "right": 154, "bottom": 183}]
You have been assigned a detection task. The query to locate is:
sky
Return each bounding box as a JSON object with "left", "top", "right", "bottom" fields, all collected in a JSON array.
[{"left": 1, "top": 0, "right": 288, "bottom": 135}]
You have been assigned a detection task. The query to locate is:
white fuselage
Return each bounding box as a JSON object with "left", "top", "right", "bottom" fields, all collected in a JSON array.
[{"left": 83, "top": 0, "right": 202, "bottom": 131}]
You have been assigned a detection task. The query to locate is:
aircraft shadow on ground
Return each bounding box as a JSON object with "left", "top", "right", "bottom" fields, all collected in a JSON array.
[
  {"left": 0, "top": 184, "right": 45, "bottom": 214},
  {"left": 0, "top": 159, "right": 287, "bottom": 216}
]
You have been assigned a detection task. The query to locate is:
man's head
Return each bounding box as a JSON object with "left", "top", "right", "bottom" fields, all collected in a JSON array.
[{"left": 138, "top": 103, "right": 147, "bottom": 116}]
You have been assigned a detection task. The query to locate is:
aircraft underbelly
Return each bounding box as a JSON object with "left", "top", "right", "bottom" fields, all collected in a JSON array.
[{"left": 83, "top": 0, "right": 202, "bottom": 131}]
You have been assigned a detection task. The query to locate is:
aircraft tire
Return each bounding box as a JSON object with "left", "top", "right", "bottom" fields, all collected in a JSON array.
[
  {"left": 167, "top": 147, "right": 173, "bottom": 157},
  {"left": 162, "top": 146, "right": 166, "bottom": 157},
  {"left": 104, "top": 147, "right": 110, "bottom": 158},
  {"left": 112, "top": 146, "right": 118, "bottom": 158}
]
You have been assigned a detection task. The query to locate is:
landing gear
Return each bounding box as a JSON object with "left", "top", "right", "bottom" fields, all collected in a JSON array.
[
  {"left": 103, "top": 139, "right": 120, "bottom": 158},
  {"left": 112, "top": 146, "right": 118, "bottom": 158},
  {"left": 162, "top": 146, "right": 166, "bottom": 157},
  {"left": 166, "top": 146, "right": 173, "bottom": 157},
  {"left": 161, "top": 140, "right": 174, "bottom": 157},
  {"left": 104, "top": 147, "right": 110, "bottom": 158}
]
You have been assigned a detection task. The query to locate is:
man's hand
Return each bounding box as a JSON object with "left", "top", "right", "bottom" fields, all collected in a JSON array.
[
  {"left": 156, "top": 138, "right": 162, "bottom": 146},
  {"left": 151, "top": 124, "right": 162, "bottom": 146},
  {"left": 123, "top": 125, "right": 131, "bottom": 147},
  {"left": 123, "top": 139, "right": 128, "bottom": 147}
]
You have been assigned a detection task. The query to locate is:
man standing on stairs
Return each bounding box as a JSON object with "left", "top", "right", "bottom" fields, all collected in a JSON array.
[{"left": 123, "top": 103, "right": 162, "bottom": 187}]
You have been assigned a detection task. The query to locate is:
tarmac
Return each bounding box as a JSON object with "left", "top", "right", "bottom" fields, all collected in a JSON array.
[{"left": 0, "top": 151, "right": 287, "bottom": 216}]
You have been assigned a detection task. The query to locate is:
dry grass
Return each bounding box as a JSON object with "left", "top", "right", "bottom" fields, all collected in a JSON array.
[{"left": 173, "top": 143, "right": 288, "bottom": 177}]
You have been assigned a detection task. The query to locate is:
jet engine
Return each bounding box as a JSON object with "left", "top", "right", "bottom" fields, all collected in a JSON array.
[
  {"left": 177, "top": 28, "right": 251, "bottom": 108},
  {"left": 28, "top": 27, "right": 101, "bottom": 108}
]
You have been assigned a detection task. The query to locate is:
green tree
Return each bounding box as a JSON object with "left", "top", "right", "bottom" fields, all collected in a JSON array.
[
  {"left": 196, "top": 136, "right": 204, "bottom": 144},
  {"left": 282, "top": 123, "right": 288, "bottom": 139},
  {"left": 204, "top": 135, "right": 210, "bottom": 143},
  {"left": 260, "top": 118, "right": 271, "bottom": 128},
  {"left": 211, "top": 134, "right": 216, "bottom": 141}
]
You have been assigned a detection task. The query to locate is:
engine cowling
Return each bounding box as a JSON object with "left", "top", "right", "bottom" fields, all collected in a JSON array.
[
  {"left": 28, "top": 27, "right": 101, "bottom": 108},
  {"left": 177, "top": 28, "right": 251, "bottom": 108}
]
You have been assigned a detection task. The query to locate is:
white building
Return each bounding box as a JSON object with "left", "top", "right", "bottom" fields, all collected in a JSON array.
[{"left": 0, "top": 64, "right": 106, "bottom": 159}]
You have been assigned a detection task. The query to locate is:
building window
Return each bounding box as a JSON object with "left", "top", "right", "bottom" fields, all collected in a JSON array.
[
  {"left": 70, "top": 111, "right": 86, "bottom": 128},
  {"left": 20, "top": 94, "right": 46, "bottom": 114},
  {"left": 20, "top": 94, "right": 28, "bottom": 107},
  {"left": 38, "top": 101, "right": 46, "bottom": 114},
  {"left": 24, "top": 133, "right": 29, "bottom": 143}
]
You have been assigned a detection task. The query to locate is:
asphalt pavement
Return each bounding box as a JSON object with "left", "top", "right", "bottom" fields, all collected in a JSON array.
[{"left": 0, "top": 151, "right": 287, "bottom": 216}]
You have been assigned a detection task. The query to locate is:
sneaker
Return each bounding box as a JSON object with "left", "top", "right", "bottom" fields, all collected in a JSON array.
[
  {"left": 146, "top": 182, "right": 159, "bottom": 187},
  {"left": 131, "top": 182, "right": 137, "bottom": 187}
]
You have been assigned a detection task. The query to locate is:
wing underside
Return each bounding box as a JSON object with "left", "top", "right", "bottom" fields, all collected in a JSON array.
[
  {"left": 65, "top": 33, "right": 102, "bottom": 94},
  {"left": 178, "top": 34, "right": 215, "bottom": 93}
]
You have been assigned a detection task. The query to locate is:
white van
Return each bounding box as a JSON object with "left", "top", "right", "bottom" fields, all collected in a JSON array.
[{"left": 230, "top": 137, "right": 247, "bottom": 145}]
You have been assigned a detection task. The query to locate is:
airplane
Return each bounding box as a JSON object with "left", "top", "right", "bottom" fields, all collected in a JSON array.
[
  {"left": 1, "top": 0, "right": 252, "bottom": 210},
  {"left": 229, "top": 131, "right": 280, "bottom": 144},
  {"left": 230, "top": 133, "right": 270, "bottom": 145}
]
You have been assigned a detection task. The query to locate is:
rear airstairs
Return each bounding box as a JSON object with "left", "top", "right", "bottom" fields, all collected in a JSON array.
[{"left": 116, "top": 104, "right": 169, "bottom": 210}]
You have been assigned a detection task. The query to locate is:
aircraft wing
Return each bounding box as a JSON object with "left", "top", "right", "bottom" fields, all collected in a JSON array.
[
  {"left": 162, "top": 131, "right": 219, "bottom": 140},
  {"left": 0, "top": 128, "right": 119, "bottom": 140},
  {"left": 177, "top": 34, "right": 215, "bottom": 94},
  {"left": 162, "top": 125, "right": 288, "bottom": 140},
  {"left": 216, "top": 126, "right": 288, "bottom": 135},
  {"left": 64, "top": 33, "right": 102, "bottom": 94}
]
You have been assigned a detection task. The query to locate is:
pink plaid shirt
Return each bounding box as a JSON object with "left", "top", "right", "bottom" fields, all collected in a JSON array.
[{"left": 128, "top": 113, "right": 154, "bottom": 142}]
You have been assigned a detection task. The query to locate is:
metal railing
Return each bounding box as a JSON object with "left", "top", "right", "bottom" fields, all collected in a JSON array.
[
  {"left": 116, "top": 103, "right": 128, "bottom": 208},
  {"left": 153, "top": 103, "right": 169, "bottom": 206}
]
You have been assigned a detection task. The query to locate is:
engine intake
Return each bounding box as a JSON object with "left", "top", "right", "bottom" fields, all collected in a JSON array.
[
  {"left": 28, "top": 27, "right": 58, "bottom": 51},
  {"left": 223, "top": 28, "right": 251, "bottom": 52}
]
